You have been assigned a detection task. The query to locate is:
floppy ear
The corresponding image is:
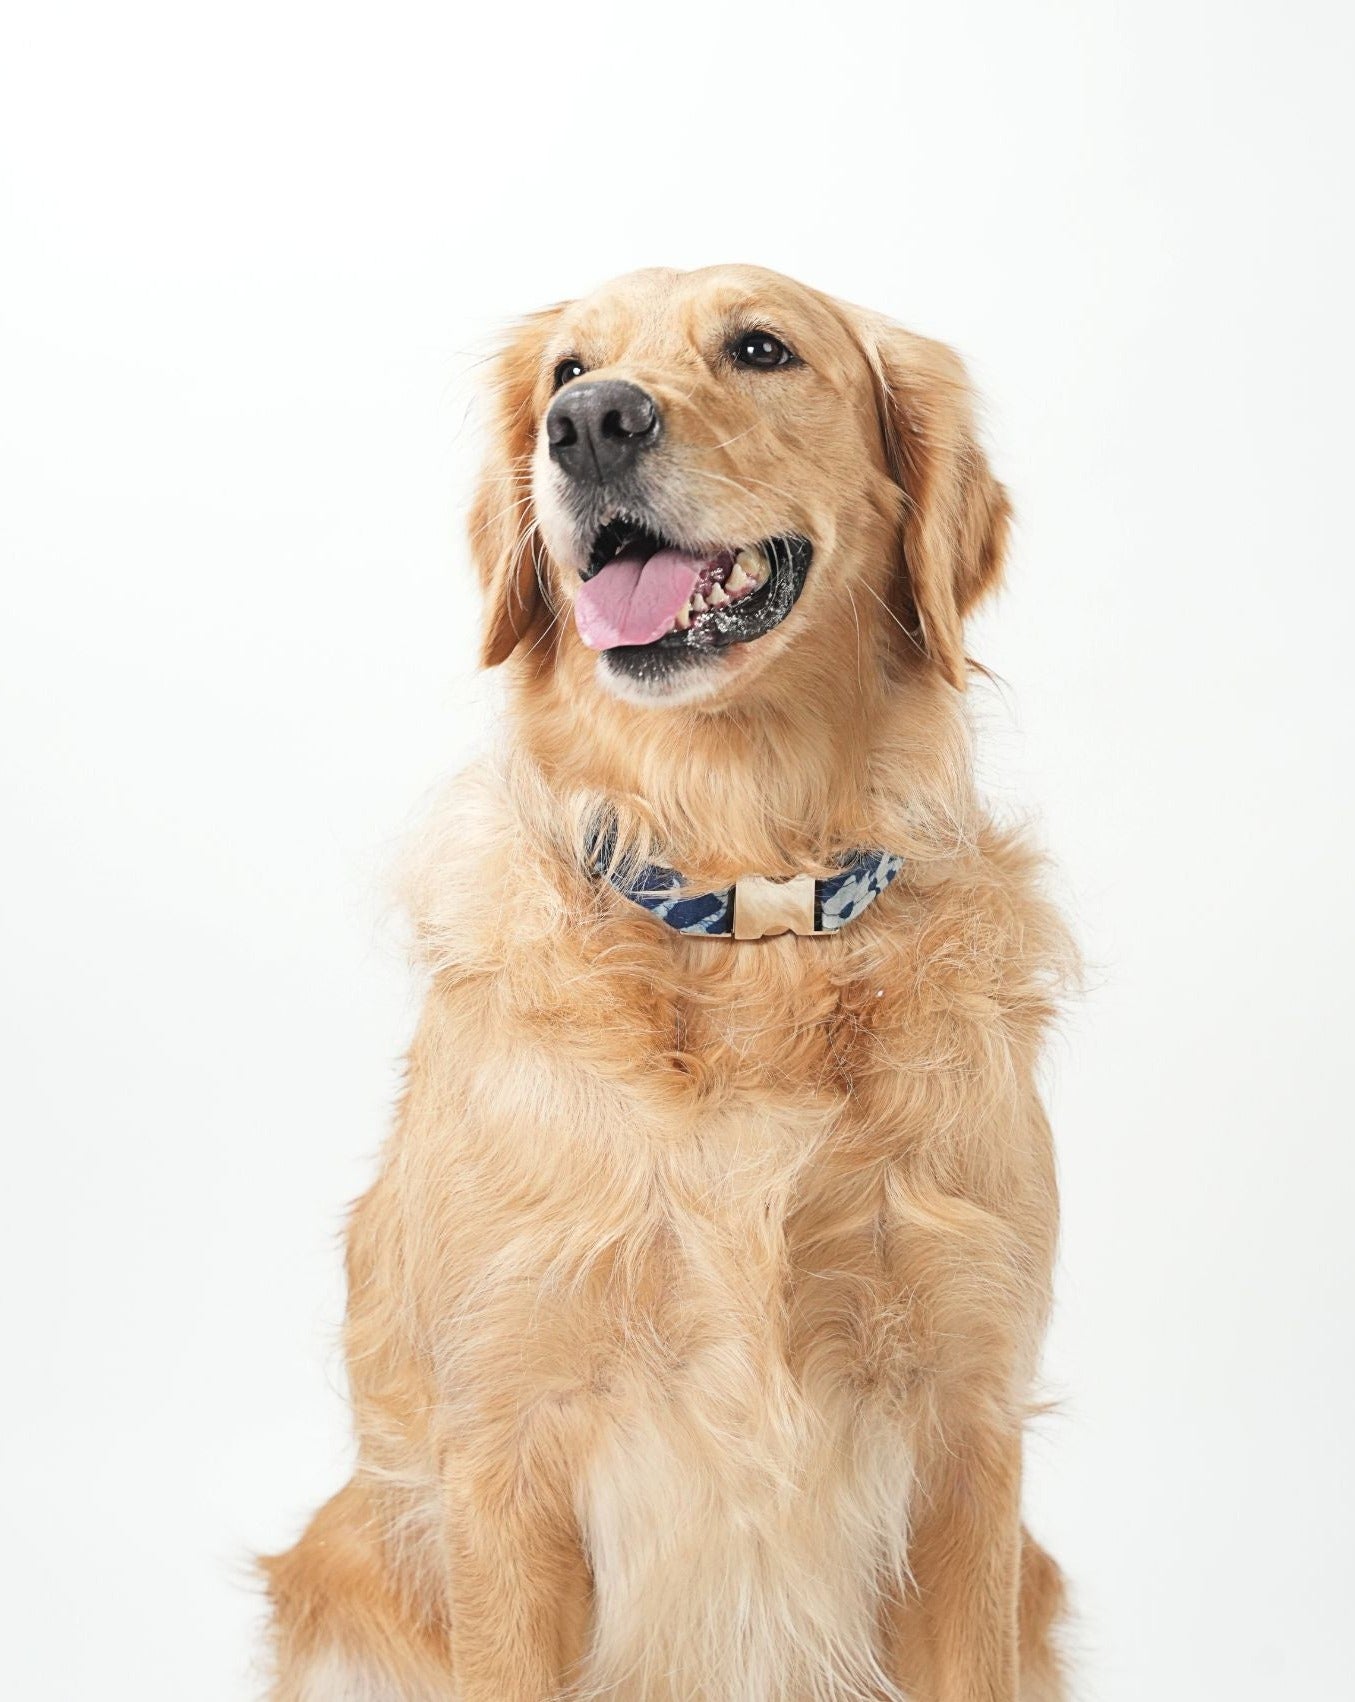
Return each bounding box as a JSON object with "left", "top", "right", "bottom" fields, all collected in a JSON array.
[
  {"left": 470, "top": 309, "right": 561, "bottom": 668},
  {"left": 862, "top": 320, "right": 1011, "bottom": 690}
]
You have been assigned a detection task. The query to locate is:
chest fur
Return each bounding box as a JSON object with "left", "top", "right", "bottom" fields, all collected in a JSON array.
[
  {"left": 570, "top": 1100, "right": 915, "bottom": 1701},
  {"left": 414, "top": 914, "right": 1040, "bottom": 1695}
]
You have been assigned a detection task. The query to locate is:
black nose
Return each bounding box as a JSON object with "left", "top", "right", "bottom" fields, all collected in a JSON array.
[{"left": 546, "top": 380, "right": 662, "bottom": 483}]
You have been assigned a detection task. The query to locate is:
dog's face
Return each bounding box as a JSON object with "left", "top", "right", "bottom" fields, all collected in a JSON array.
[{"left": 472, "top": 266, "right": 1009, "bottom": 713}]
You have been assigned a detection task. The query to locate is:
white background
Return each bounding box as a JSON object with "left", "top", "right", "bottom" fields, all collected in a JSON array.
[{"left": 3, "top": 2, "right": 1352, "bottom": 1697}]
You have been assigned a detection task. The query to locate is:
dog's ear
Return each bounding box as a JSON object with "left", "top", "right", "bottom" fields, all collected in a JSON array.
[
  {"left": 860, "top": 319, "right": 1011, "bottom": 690},
  {"left": 470, "top": 309, "right": 562, "bottom": 668}
]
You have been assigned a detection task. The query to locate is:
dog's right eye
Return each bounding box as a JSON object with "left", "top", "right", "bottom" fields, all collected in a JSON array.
[{"left": 554, "top": 358, "right": 587, "bottom": 390}]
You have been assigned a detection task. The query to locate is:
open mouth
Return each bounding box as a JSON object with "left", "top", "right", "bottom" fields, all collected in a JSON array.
[{"left": 575, "top": 518, "right": 812, "bottom": 672}]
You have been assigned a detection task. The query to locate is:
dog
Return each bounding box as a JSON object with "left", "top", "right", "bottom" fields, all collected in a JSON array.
[{"left": 263, "top": 264, "right": 1072, "bottom": 1701}]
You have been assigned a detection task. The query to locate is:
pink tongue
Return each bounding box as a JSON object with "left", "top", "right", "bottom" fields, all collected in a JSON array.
[{"left": 575, "top": 549, "right": 703, "bottom": 650}]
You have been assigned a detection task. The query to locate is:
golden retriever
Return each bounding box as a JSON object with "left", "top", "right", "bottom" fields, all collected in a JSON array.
[{"left": 263, "top": 264, "right": 1072, "bottom": 1701}]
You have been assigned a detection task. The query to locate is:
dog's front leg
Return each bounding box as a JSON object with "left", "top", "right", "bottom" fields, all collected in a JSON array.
[
  {"left": 444, "top": 1435, "right": 591, "bottom": 1701},
  {"left": 898, "top": 1425, "right": 1024, "bottom": 1702}
]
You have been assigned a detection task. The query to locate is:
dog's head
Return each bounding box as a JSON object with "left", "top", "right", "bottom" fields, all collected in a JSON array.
[{"left": 471, "top": 265, "right": 1008, "bottom": 713}]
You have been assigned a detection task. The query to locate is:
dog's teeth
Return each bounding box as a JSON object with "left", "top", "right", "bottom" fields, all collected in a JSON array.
[
  {"left": 736, "top": 546, "right": 770, "bottom": 587},
  {"left": 691, "top": 592, "right": 706, "bottom": 612},
  {"left": 674, "top": 603, "right": 691, "bottom": 629},
  {"left": 726, "top": 561, "right": 752, "bottom": 595},
  {"left": 707, "top": 582, "right": 729, "bottom": 606}
]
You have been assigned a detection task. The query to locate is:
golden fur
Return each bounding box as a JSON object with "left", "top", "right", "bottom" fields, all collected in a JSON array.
[{"left": 263, "top": 265, "right": 1073, "bottom": 1700}]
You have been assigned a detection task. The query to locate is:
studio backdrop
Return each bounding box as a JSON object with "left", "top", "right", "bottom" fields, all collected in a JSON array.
[{"left": 2, "top": 2, "right": 1351, "bottom": 1698}]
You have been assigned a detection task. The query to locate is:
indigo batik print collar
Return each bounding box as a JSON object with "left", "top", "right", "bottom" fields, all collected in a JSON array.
[{"left": 587, "top": 827, "right": 903, "bottom": 940}]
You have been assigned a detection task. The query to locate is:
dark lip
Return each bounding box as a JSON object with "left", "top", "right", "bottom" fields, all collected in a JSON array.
[{"left": 580, "top": 519, "right": 813, "bottom": 670}]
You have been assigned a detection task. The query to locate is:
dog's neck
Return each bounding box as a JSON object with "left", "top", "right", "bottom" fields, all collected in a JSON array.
[{"left": 505, "top": 654, "right": 977, "bottom": 883}]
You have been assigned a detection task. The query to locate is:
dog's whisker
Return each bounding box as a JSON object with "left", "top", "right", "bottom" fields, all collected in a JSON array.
[
  {"left": 855, "top": 579, "right": 928, "bottom": 662},
  {"left": 467, "top": 491, "right": 537, "bottom": 545}
]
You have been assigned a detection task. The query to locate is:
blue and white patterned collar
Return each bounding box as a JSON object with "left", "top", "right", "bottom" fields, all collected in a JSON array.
[{"left": 587, "top": 827, "right": 903, "bottom": 939}]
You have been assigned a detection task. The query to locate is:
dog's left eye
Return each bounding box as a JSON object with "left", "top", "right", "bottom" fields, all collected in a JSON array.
[{"left": 731, "top": 331, "right": 794, "bottom": 370}]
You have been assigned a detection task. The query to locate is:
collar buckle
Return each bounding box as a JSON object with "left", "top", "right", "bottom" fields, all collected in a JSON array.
[{"left": 732, "top": 873, "right": 818, "bottom": 940}]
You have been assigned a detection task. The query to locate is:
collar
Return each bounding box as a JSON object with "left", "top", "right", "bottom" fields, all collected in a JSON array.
[{"left": 588, "top": 832, "right": 903, "bottom": 939}]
